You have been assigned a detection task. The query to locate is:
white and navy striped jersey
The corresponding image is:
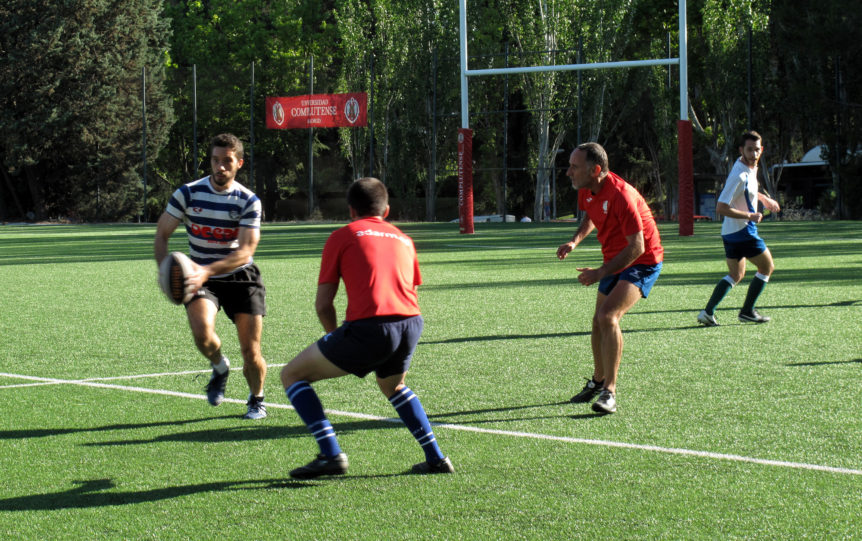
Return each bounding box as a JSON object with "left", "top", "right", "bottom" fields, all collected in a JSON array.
[
  {"left": 165, "top": 176, "right": 261, "bottom": 273},
  {"left": 718, "top": 158, "right": 761, "bottom": 242}
]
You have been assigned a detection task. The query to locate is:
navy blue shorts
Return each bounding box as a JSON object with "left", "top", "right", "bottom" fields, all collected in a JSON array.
[
  {"left": 723, "top": 236, "right": 767, "bottom": 260},
  {"left": 598, "top": 262, "right": 662, "bottom": 298},
  {"left": 317, "top": 315, "right": 424, "bottom": 379}
]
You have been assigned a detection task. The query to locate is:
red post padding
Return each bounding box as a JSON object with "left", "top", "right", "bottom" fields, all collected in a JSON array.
[
  {"left": 677, "top": 120, "right": 694, "bottom": 236},
  {"left": 458, "top": 128, "right": 474, "bottom": 234}
]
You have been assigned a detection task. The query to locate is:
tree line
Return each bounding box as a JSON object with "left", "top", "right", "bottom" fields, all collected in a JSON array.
[{"left": 1, "top": 0, "right": 859, "bottom": 223}]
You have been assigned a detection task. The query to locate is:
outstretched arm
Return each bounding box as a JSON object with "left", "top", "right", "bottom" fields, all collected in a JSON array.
[{"left": 556, "top": 217, "right": 595, "bottom": 260}]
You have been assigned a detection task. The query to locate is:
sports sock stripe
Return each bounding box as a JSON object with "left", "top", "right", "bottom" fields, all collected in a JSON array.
[
  {"left": 286, "top": 380, "right": 342, "bottom": 457},
  {"left": 390, "top": 387, "right": 445, "bottom": 463}
]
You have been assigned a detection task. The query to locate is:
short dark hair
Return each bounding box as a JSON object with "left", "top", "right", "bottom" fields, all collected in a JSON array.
[
  {"left": 576, "top": 142, "right": 609, "bottom": 174},
  {"left": 211, "top": 133, "right": 244, "bottom": 160},
  {"left": 740, "top": 130, "right": 762, "bottom": 146},
  {"left": 347, "top": 177, "right": 388, "bottom": 217}
]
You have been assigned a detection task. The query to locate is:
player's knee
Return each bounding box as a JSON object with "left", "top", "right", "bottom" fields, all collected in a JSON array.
[
  {"left": 239, "top": 343, "right": 262, "bottom": 365},
  {"left": 193, "top": 333, "right": 219, "bottom": 356},
  {"left": 594, "top": 310, "right": 621, "bottom": 330},
  {"left": 280, "top": 364, "right": 297, "bottom": 388}
]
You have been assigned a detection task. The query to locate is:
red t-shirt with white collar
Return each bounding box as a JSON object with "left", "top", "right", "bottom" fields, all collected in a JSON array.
[
  {"left": 318, "top": 216, "right": 422, "bottom": 321},
  {"left": 578, "top": 171, "right": 663, "bottom": 266}
]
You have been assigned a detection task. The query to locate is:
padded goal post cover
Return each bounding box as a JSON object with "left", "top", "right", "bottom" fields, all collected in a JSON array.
[{"left": 158, "top": 251, "right": 195, "bottom": 305}]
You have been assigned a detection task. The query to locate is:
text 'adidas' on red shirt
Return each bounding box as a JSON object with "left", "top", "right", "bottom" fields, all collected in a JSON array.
[{"left": 318, "top": 216, "right": 422, "bottom": 321}]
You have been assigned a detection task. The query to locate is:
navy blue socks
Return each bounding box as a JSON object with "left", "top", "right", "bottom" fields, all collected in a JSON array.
[
  {"left": 389, "top": 386, "right": 445, "bottom": 463},
  {"left": 286, "top": 380, "right": 342, "bottom": 458}
]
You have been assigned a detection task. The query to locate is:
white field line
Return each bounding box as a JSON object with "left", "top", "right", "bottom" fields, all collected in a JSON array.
[{"left": 1, "top": 371, "right": 860, "bottom": 477}]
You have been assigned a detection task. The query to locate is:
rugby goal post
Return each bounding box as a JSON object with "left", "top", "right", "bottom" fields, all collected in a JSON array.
[{"left": 457, "top": 0, "right": 694, "bottom": 236}]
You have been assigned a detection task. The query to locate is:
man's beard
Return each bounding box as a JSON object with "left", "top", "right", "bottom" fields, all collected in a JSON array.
[{"left": 212, "top": 174, "right": 230, "bottom": 187}]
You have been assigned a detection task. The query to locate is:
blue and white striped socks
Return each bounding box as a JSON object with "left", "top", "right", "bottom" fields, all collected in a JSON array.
[
  {"left": 389, "top": 387, "right": 444, "bottom": 463},
  {"left": 286, "top": 380, "right": 342, "bottom": 458}
]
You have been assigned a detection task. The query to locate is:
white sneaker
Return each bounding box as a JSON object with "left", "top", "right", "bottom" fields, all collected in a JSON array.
[
  {"left": 697, "top": 310, "right": 719, "bottom": 327},
  {"left": 591, "top": 389, "right": 617, "bottom": 414}
]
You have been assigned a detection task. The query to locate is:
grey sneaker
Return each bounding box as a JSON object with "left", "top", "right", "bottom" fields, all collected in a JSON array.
[
  {"left": 738, "top": 310, "right": 770, "bottom": 323},
  {"left": 243, "top": 397, "right": 267, "bottom": 420},
  {"left": 411, "top": 456, "right": 455, "bottom": 474},
  {"left": 289, "top": 453, "right": 349, "bottom": 479},
  {"left": 697, "top": 310, "right": 719, "bottom": 327},
  {"left": 205, "top": 369, "right": 228, "bottom": 406},
  {"left": 591, "top": 389, "right": 617, "bottom": 414},
  {"left": 570, "top": 377, "right": 603, "bottom": 403}
]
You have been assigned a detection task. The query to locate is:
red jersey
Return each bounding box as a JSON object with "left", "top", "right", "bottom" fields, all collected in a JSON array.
[
  {"left": 578, "top": 171, "right": 663, "bottom": 266},
  {"left": 318, "top": 216, "right": 422, "bottom": 321}
]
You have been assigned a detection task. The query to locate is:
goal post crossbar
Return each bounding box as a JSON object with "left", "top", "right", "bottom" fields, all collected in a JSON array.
[
  {"left": 457, "top": 0, "right": 694, "bottom": 236},
  {"left": 464, "top": 58, "right": 680, "bottom": 79}
]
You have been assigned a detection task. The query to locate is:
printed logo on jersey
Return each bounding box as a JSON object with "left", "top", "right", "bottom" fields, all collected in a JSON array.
[
  {"left": 192, "top": 207, "right": 203, "bottom": 214},
  {"left": 190, "top": 224, "right": 239, "bottom": 241},
  {"left": 355, "top": 228, "right": 412, "bottom": 248},
  {"left": 229, "top": 209, "right": 241, "bottom": 221}
]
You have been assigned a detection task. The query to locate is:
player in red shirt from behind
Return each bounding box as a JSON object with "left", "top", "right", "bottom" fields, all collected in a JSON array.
[
  {"left": 556, "top": 143, "right": 664, "bottom": 415},
  {"left": 281, "top": 177, "right": 453, "bottom": 478}
]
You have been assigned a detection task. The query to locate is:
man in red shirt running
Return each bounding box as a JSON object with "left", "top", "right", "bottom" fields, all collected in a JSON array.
[
  {"left": 281, "top": 177, "right": 453, "bottom": 478},
  {"left": 556, "top": 143, "right": 664, "bottom": 414}
]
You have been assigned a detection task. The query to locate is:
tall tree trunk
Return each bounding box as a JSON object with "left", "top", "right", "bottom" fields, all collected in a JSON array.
[
  {"left": 1, "top": 167, "right": 27, "bottom": 218},
  {"left": 24, "top": 165, "right": 44, "bottom": 220}
]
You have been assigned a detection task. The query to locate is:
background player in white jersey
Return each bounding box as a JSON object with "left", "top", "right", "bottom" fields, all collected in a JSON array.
[
  {"left": 698, "top": 131, "right": 781, "bottom": 326},
  {"left": 154, "top": 133, "right": 268, "bottom": 419}
]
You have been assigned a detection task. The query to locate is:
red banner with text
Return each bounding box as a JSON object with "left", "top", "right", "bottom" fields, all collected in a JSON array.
[{"left": 266, "top": 93, "right": 368, "bottom": 129}]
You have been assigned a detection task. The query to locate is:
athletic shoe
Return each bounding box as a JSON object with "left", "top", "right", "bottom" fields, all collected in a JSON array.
[
  {"left": 411, "top": 456, "right": 455, "bottom": 474},
  {"left": 739, "top": 310, "right": 770, "bottom": 323},
  {"left": 243, "top": 397, "right": 267, "bottom": 420},
  {"left": 591, "top": 389, "right": 617, "bottom": 414},
  {"left": 289, "top": 453, "right": 349, "bottom": 479},
  {"left": 697, "top": 310, "right": 719, "bottom": 327},
  {"left": 205, "top": 369, "right": 228, "bottom": 406},
  {"left": 570, "top": 377, "right": 603, "bottom": 403}
]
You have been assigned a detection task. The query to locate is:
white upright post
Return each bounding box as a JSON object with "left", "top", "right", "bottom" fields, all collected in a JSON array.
[
  {"left": 459, "top": 0, "right": 469, "bottom": 129},
  {"left": 679, "top": 0, "right": 688, "bottom": 120}
]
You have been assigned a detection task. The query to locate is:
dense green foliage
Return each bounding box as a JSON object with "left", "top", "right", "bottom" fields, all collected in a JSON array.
[
  {"left": 0, "top": 0, "right": 173, "bottom": 221},
  {"left": 1, "top": 0, "right": 860, "bottom": 221}
]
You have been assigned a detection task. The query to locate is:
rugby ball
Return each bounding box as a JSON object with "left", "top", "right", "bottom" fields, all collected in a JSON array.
[{"left": 158, "top": 251, "right": 196, "bottom": 305}]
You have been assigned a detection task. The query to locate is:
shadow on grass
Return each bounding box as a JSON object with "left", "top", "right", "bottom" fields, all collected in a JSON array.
[
  {"left": 0, "top": 415, "right": 237, "bottom": 440},
  {"left": 84, "top": 419, "right": 403, "bottom": 447},
  {"left": 423, "top": 331, "right": 590, "bottom": 344},
  {"left": 423, "top": 299, "right": 862, "bottom": 345},
  {"left": 428, "top": 400, "right": 585, "bottom": 425},
  {"left": 786, "top": 359, "right": 862, "bottom": 367},
  {"left": 0, "top": 478, "right": 315, "bottom": 511}
]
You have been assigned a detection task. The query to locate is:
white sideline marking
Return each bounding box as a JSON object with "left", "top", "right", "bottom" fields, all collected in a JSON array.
[{"left": 1, "top": 371, "right": 860, "bottom": 477}]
